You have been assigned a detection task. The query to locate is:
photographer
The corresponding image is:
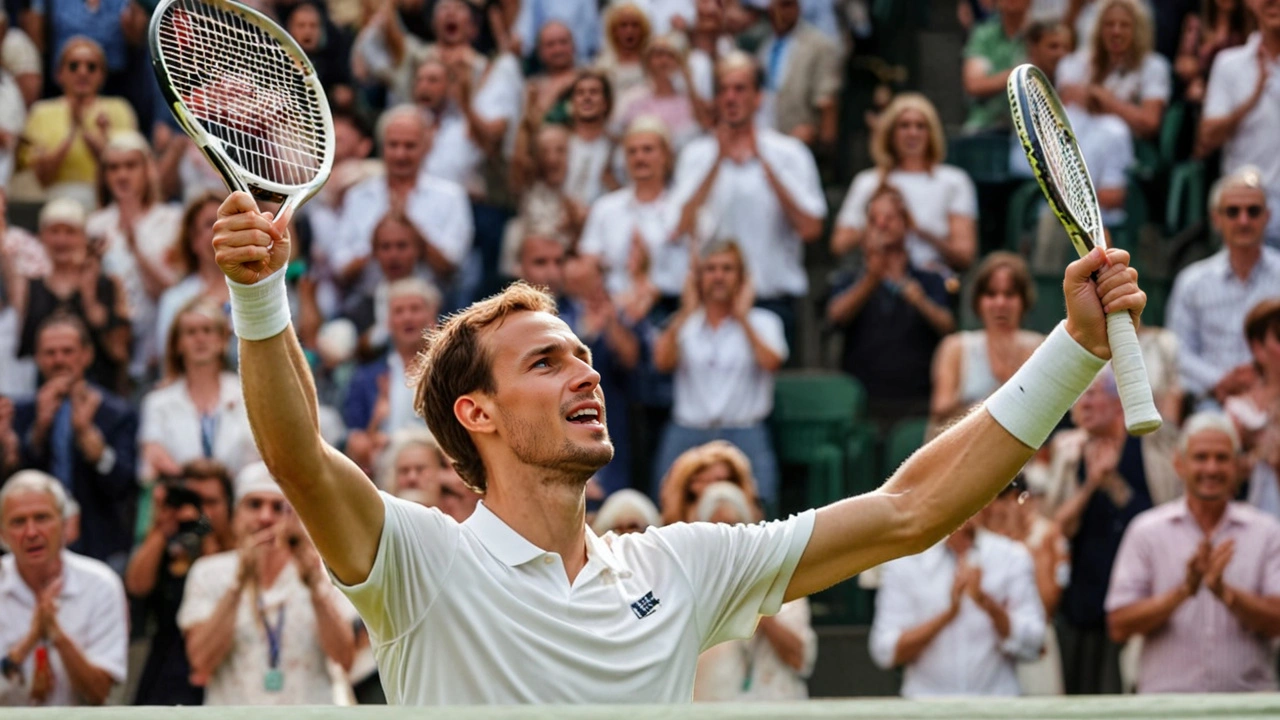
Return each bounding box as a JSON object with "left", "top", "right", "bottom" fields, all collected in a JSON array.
[{"left": 124, "top": 458, "right": 235, "bottom": 705}]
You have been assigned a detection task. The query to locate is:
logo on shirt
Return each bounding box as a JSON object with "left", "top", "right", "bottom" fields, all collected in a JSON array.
[{"left": 630, "top": 591, "right": 661, "bottom": 619}]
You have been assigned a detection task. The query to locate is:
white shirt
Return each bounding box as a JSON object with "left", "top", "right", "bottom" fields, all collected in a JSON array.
[
  {"left": 0, "top": 71, "right": 24, "bottom": 186},
  {"left": 1204, "top": 32, "right": 1280, "bottom": 240},
  {"left": 176, "top": 551, "right": 358, "bottom": 706},
  {"left": 473, "top": 53, "right": 526, "bottom": 162},
  {"left": 334, "top": 494, "right": 816, "bottom": 705},
  {"left": 671, "top": 130, "right": 826, "bottom": 298},
  {"left": 673, "top": 308, "right": 788, "bottom": 428},
  {"left": 838, "top": 165, "right": 977, "bottom": 273},
  {"left": 138, "top": 372, "right": 261, "bottom": 481},
  {"left": 869, "top": 531, "right": 1046, "bottom": 698},
  {"left": 693, "top": 598, "right": 816, "bottom": 701},
  {"left": 385, "top": 351, "right": 426, "bottom": 434},
  {"left": 1056, "top": 49, "right": 1171, "bottom": 107},
  {"left": 335, "top": 174, "right": 474, "bottom": 288},
  {"left": 423, "top": 104, "right": 485, "bottom": 196},
  {"left": 566, "top": 134, "right": 613, "bottom": 206},
  {"left": 0, "top": 552, "right": 128, "bottom": 707},
  {"left": 579, "top": 187, "right": 689, "bottom": 297}
]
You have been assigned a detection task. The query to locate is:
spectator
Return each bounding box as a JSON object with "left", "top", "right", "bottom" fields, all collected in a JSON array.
[
  {"left": 930, "top": 253, "right": 1042, "bottom": 432},
  {"left": 177, "top": 463, "right": 357, "bottom": 705},
  {"left": 0, "top": 14, "right": 22, "bottom": 187},
  {"left": 671, "top": 51, "right": 826, "bottom": 345},
  {"left": 350, "top": 0, "right": 429, "bottom": 107},
  {"left": 287, "top": 1, "right": 355, "bottom": 110},
  {"left": 522, "top": 22, "right": 581, "bottom": 123},
  {"left": 686, "top": 0, "right": 734, "bottom": 102},
  {"left": 962, "top": 0, "right": 1031, "bottom": 133},
  {"left": 1023, "top": 18, "right": 1072, "bottom": 83},
  {"left": 0, "top": 471, "right": 127, "bottom": 706},
  {"left": 21, "top": 37, "right": 137, "bottom": 208},
  {"left": 1107, "top": 412, "right": 1280, "bottom": 692},
  {"left": 25, "top": 0, "right": 145, "bottom": 99},
  {"left": 0, "top": 187, "right": 49, "bottom": 398},
  {"left": 86, "top": 130, "right": 182, "bottom": 382},
  {"left": 869, "top": 508, "right": 1046, "bottom": 697},
  {"left": 1167, "top": 168, "right": 1280, "bottom": 408},
  {"left": 562, "top": 70, "right": 618, "bottom": 206},
  {"left": 124, "top": 458, "right": 236, "bottom": 706},
  {"left": 693, "top": 482, "right": 816, "bottom": 701},
  {"left": 1040, "top": 369, "right": 1179, "bottom": 695},
  {"left": 1227, "top": 298, "right": 1280, "bottom": 516},
  {"left": 1173, "top": 0, "right": 1251, "bottom": 105},
  {"left": 340, "top": 213, "right": 433, "bottom": 355},
  {"left": 833, "top": 93, "right": 978, "bottom": 275},
  {"left": 138, "top": 297, "right": 260, "bottom": 484},
  {"left": 1197, "top": 0, "right": 1280, "bottom": 246},
  {"left": 13, "top": 313, "right": 138, "bottom": 571},
  {"left": 1056, "top": 0, "right": 1170, "bottom": 140},
  {"left": 412, "top": 56, "right": 485, "bottom": 196},
  {"left": 827, "top": 187, "right": 956, "bottom": 431},
  {"left": 0, "top": 7, "right": 42, "bottom": 108},
  {"left": 433, "top": 461, "right": 480, "bottom": 522},
  {"left": 426, "top": 0, "right": 488, "bottom": 78},
  {"left": 595, "top": 2, "right": 651, "bottom": 100},
  {"left": 658, "top": 439, "right": 762, "bottom": 524},
  {"left": 503, "top": 125, "right": 581, "bottom": 276},
  {"left": 512, "top": 0, "right": 601, "bottom": 63},
  {"left": 592, "top": 488, "right": 662, "bottom": 535},
  {"left": 376, "top": 427, "right": 448, "bottom": 495},
  {"left": 610, "top": 35, "right": 711, "bottom": 156},
  {"left": 757, "top": 0, "right": 843, "bottom": 148},
  {"left": 154, "top": 192, "right": 228, "bottom": 367}
]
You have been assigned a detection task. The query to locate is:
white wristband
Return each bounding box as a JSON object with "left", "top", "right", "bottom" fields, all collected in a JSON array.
[
  {"left": 985, "top": 322, "right": 1107, "bottom": 449},
  {"left": 227, "top": 269, "right": 291, "bottom": 341}
]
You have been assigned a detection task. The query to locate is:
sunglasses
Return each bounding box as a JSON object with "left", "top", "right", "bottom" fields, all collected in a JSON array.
[
  {"left": 1222, "top": 204, "right": 1264, "bottom": 220},
  {"left": 67, "top": 60, "right": 100, "bottom": 73}
]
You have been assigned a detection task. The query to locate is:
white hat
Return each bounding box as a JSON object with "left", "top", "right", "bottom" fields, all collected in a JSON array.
[
  {"left": 234, "top": 462, "right": 284, "bottom": 502},
  {"left": 38, "top": 197, "right": 87, "bottom": 231}
]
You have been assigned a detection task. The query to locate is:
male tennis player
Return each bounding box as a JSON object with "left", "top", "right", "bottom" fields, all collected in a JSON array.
[{"left": 211, "top": 191, "right": 1145, "bottom": 704}]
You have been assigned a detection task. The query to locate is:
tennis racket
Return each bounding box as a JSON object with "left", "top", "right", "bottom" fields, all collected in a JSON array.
[
  {"left": 149, "top": 0, "right": 334, "bottom": 218},
  {"left": 1007, "top": 63, "right": 1162, "bottom": 436}
]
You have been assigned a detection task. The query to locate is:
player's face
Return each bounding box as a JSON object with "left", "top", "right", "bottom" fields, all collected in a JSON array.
[
  {"left": 892, "top": 108, "right": 930, "bottom": 161},
  {"left": 388, "top": 295, "right": 436, "bottom": 351},
  {"left": 716, "top": 67, "right": 759, "bottom": 128},
  {"left": 104, "top": 148, "right": 147, "bottom": 201},
  {"left": 1177, "top": 430, "right": 1239, "bottom": 503},
  {"left": 176, "top": 310, "right": 226, "bottom": 369},
  {"left": 977, "top": 268, "right": 1024, "bottom": 331},
  {"left": 538, "top": 24, "right": 576, "bottom": 72},
  {"left": 1214, "top": 186, "right": 1268, "bottom": 250},
  {"left": 1100, "top": 5, "right": 1135, "bottom": 58},
  {"left": 483, "top": 312, "right": 613, "bottom": 484},
  {"left": 1, "top": 492, "right": 65, "bottom": 570},
  {"left": 624, "top": 131, "right": 668, "bottom": 183}
]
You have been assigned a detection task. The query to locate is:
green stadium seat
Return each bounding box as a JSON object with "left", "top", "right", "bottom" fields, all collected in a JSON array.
[
  {"left": 883, "top": 416, "right": 929, "bottom": 478},
  {"left": 1026, "top": 273, "right": 1067, "bottom": 335},
  {"left": 1005, "top": 180, "right": 1045, "bottom": 254},
  {"left": 1159, "top": 101, "right": 1187, "bottom": 169},
  {"left": 1166, "top": 160, "right": 1206, "bottom": 236},
  {"left": 771, "top": 372, "right": 868, "bottom": 507},
  {"left": 947, "top": 131, "right": 1013, "bottom": 186}
]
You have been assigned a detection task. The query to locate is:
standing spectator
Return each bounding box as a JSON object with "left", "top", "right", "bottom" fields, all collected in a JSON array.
[
  {"left": 1197, "top": 0, "right": 1280, "bottom": 245},
  {"left": 592, "top": 488, "right": 662, "bottom": 535},
  {"left": 756, "top": 0, "right": 843, "bottom": 148},
  {"left": 13, "top": 314, "right": 138, "bottom": 571},
  {"left": 1107, "top": 412, "right": 1280, "bottom": 692},
  {"left": 610, "top": 35, "right": 711, "bottom": 155},
  {"left": 138, "top": 298, "right": 260, "bottom": 484},
  {"left": 827, "top": 187, "right": 956, "bottom": 431},
  {"left": 1173, "top": 0, "right": 1251, "bottom": 105},
  {"left": 563, "top": 70, "right": 617, "bottom": 206},
  {"left": 657, "top": 439, "right": 762, "bottom": 524},
  {"left": 124, "top": 459, "right": 236, "bottom": 706},
  {"left": 653, "top": 240, "right": 786, "bottom": 508},
  {"left": 177, "top": 463, "right": 357, "bottom": 705},
  {"left": 833, "top": 93, "right": 978, "bottom": 275},
  {"left": 869, "top": 510, "right": 1046, "bottom": 697},
  {"left": 595, "top": 2, "right": 651, "bottom": 100},
  {"left": 512, "top": 0, "right": 602, "bottom": 63},
  {"left": 412, "top": 56, "right": 485, "bottom": 195},
  {"left": 962, "top": 0, "right": 1031, "bottom": 133},
  {"left": 522, "top": 22, "right": 581, "bottom": 123},
  {"left": 1227, "top": 299, "right": 1280, "bottom": 516},
  {"left": 1167, "top": 168, "right": 1280, "bottom": 407},
  {"left": 154, "top": 192, "right": 228, "bottom": 366},
  {"left": 0, "top": 471, "right": 127, "bottom": 706}
]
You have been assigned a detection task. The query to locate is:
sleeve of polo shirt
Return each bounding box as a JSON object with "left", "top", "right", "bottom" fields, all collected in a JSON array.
[
  {"left": 79, "top": 570, "right": 129, "bottom": 683},
  {"left": 1202, "top": 51, "right": 1239, "bottom": 120},
  {"left": 748, "top": 308, "right": 789, "bottom": 362},
  {"left": 330, "top": 492, "right": 461, "bottom": 642},
  {"left": 657, "top": 510, "right": 816, "bottom": 651},
  {"left": 1104, "top": 515, "right": 1155, "bottom": 612},
  {"left": 997, "top": 544, "right": 1046, "bottom": 662},
  {"left": 867, "top": 559, "right": 914, "bottom": 669},
  {"left": 835, "top": 172, "right": 874, "bottom": 230}
]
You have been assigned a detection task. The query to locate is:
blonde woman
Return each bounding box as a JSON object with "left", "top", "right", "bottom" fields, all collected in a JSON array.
[
  {"left": 595, "top": 2, "right": 652, "bottom": 100},
  {"left": 657, "top": 440, "right": 761, "bottom": 525},
  {"left": 832, "top": 93, "right": 978, "bottom": 274},
  {"left": 1056, "top": 0, "right": 1170, "bottom": 139}
]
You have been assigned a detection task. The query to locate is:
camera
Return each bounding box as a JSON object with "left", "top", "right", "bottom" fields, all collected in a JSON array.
[{"left": 161, "top": 478, "right": 213, "bottom": 572}]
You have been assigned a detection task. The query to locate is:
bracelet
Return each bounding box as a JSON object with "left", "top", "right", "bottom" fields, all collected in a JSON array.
[
  {"left": 227, "top": 269, "right": 291, "bottom": 341},
  {"left": 985, "top": 322, "right": 1106, "bottom": 449}
]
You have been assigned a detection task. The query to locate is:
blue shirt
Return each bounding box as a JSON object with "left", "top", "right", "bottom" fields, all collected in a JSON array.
[{"left": 35, "top": 0, "right": 131, "bottom": 72}]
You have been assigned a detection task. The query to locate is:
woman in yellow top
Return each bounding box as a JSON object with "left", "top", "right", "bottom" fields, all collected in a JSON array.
[{"left": 22, "top": 36, "right": 136, "bottom": 208}]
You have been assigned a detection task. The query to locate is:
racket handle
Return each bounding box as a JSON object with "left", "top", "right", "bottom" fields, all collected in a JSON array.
[{"left": 1105, "top": 311, "right": 1163, "bottom": 436}]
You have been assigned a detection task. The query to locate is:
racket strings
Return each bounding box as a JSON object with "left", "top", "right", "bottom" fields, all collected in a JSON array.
[
  {"left": 155, "top": 0, "right": 327, "bottom": 187},
  {"left": 1024, "top": 81, "right": 1103, "bottom": 236}
]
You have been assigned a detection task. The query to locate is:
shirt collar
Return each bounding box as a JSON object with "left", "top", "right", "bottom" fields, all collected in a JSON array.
[
  {"left": 0, "top": 551, "right": 81, "bottom": 602},
  {"left": 1169, "top": 497, "right": 1248, "bottom": 529},
  {"left": 464, "top": 501, "right": 547, "bottom": 567},
  {"left": 584, "top": 525, "right": 633, "bottom": 579}
]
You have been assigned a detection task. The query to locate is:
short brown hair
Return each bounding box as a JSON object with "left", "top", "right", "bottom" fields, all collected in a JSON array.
[
  {"left": 410, "top": 282, "right": 559, "bottom": 492},
  {"left": 970, "top": 251, "right": 1035, "bottom": 319},
  {"left": 658, "top": 441, "right": 760, "bottom": 525},
  {"left": 1245, "top": 298, "right": 1280, "bottom": 348}
]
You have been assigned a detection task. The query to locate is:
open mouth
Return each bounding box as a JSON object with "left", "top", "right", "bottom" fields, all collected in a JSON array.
[{"left": 566, "top": 407, "right": 603, "bottom": 426}]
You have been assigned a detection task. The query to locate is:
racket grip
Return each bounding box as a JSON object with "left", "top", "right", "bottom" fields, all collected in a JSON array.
[{"left": 1105, "top": 311, "right": 1163, "bottom": 436}]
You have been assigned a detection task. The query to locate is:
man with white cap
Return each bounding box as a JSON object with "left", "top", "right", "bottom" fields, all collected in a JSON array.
[{"left": 176, "top": 462, "right": 357, "bottom": 705}]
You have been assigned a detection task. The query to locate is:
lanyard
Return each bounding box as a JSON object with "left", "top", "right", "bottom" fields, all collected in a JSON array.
[{"left": 257, "top": 596, "right": 286, "bottom": 669}]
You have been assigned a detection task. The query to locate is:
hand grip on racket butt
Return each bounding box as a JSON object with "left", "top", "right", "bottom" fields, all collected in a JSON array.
[{"left": 1103, "top": 304, "right": 1162, "bottom": 436}]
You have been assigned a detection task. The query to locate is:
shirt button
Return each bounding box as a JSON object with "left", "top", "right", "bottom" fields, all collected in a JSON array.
[{"left": 544, "top": 556, "right": 554, "bottom": 564}]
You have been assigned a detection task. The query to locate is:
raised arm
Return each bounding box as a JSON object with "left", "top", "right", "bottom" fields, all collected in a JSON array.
[
  {"left": 212, "top": 192, "right": 384, "bottom": 586},
  {"left": 786, "top": 248, "right": 1144, "bottom": 601}
]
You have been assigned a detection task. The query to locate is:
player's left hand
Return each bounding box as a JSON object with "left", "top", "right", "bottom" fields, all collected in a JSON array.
[{"left": 1063, "top": 247, "right": 1145, "bottom": 360}]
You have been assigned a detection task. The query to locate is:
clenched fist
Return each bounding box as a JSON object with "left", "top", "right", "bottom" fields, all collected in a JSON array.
[{"left": 211, "top": 191, "right": 293, "bottom": 285}]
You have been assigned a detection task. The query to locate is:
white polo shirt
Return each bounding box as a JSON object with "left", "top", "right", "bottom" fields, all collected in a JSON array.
[
  {"left": 423, "top": 104, "right": 485, "bottom": 197},
  {"left": 673, "top": 307, "right": 788, "bottom": 429},
  {"left": 0, "top": 552, "right": 128, "bottom": 707},
  {"left": 334, "top": 494, "right": 815, "bottom": 705},
  {"left": 578, "top": 187, "right": 690, "bottom": 297},
  {"left": 670, "top": 129, "right": 826, "bottom": 299}
]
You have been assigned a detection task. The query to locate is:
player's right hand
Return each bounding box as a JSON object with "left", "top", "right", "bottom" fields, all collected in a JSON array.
[
  {"left": 1063, "top": 247, "right": 1145, "bottom": 360},
  {"left": 212, "top": 191, "right": 292, "bottom": 285}
]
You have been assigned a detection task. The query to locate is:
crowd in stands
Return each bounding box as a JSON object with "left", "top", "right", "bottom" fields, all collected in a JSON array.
[{"left": 1, "top": 0, "right": 1280, "bottom": 706}]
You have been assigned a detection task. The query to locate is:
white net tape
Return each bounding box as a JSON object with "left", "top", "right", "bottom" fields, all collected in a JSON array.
[
  {"left": 155, "top": 0, "right": 327, "bottom": 187},
  {"left": 1024, "top": 79, "right": 1103, "bottom": 239}
]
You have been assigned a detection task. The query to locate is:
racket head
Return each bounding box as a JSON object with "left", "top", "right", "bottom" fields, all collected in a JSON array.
[
  {"left": 1007, "top": 64, "right": 1106, "bottom": 259},
  {"left": 149, "top": 0, "right": 334, "bottom": 212}
]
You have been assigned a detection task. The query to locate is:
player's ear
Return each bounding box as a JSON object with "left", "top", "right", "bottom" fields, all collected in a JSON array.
[{"left": 453, "top": 393, "right": 496, "bottom": 435}]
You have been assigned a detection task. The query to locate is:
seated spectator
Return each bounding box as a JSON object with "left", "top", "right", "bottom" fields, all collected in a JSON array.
[
  {"left": 177, "top": 463, "right": 357, "bottom": 705},
  {"left": 756, "top": 0, "right": 843, "bottom": 147},
  {"left": 1167, "top": 168, "right": 1280, "bottom": 408},
  {"left": 512, "top": 0, "right": 601, "bottom": 63},
  {"left": 376, "top": 427, "right": 448, "bottom": 494},
  {"left": 1228, "top": 299, "right": 1280, "bottom": 517},
  {"left": 595, "top": 2, "right": 651, "bottom": 100},
  {"left": 827, "top": 187, "right": 955, "bottom": 432},
  {"left": 1107, "top": 412, "right": 1280, "bottom": 693},
  {"left": 139, "top": 298, "right": 260, "bottom": 484},
  {"left": 610, "top": 36, "right": 711, "bottom": 156},
  {"left": 412, "top": 56, "right": 485, "bottom": 195},
  {"left": 930, "top": 253, "right": 1042, "bottom": 432},
  {"left": 653, "top": 240, "right": 785, "bottom": 507},
  {"left": 592, "top": 488, "right": 662, "bottom": 535},
  {"left": 124, "top": 458, "right": 236, "bottom": 706},
  {"left": 21, "top": 37, "right": 137, "bottom": 208},
  {"left": 869, "top": 506, "right": 1046, "bottom": 697},
  {"left": 961, "top": 0, "right": 1031, "bottom": 133},
  {"left": 0, "top": 471, "right": 127, "bottom": 706},
  {"left": 502, "top": 125, "right": 581, "bottom": 276},
  {"left": 1056, "top": 0, "right": 1170, "bottom": 140},
  {"left": 657, "top": 438, "right": 763, "bottom": 529},
  {"left": 155, "top": 192, "right": 229, "bottom": 364},
  {"left": 286, "top": 1, "right": 354, "bottom": 110},
  {"left": 1197, "top": 0, "right": 1280, "bottom": 246},
  {"left": 340, "top": 213, "right": 435, "bottom": 355},
  {"left": 693, "top": 482, "right": 816, "bottom": 701},
  {"left": 1172, "top": 0, "right": 1250, "bottom": 105},
  {"left": 86, "top": 130, "right": 182, "bottom": 382},
  {"left": 15, "top": 198, "right": 130, "bottom": 394},
  {"left": 13, "top": 314, "right": 138, "bottom": 571},
  {"left": 834, "top": 93, "right": 978, "bottom": 275}
]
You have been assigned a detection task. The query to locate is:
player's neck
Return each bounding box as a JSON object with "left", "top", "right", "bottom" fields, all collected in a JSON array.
[{"left": 484, "top": 477, "right": 589, "bottom": 582}]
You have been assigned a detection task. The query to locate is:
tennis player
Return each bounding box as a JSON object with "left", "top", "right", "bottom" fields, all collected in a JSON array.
[{"left": 211, "top": 191, "right": 1145, "bottom": 704}]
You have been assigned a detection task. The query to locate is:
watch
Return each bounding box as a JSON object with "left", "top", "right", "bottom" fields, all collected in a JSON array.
[{"left": 1, "top": 654, "right": 23, "bottom": 684}]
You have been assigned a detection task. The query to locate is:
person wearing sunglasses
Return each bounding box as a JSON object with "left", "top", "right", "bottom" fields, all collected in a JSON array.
[{"left": 1168, "top": 166, "right": 1280, "bottom": 411}]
